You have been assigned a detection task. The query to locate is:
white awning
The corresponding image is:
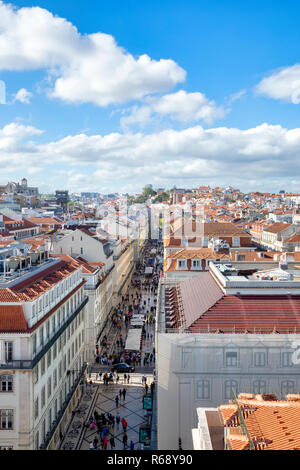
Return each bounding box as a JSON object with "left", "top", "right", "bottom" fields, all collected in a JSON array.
[
  {"left": 125, "top": 328, "right": 142, "bottom": 351},
  {"left": 145, "top": 267, "right": 153, "bottom": 275}
]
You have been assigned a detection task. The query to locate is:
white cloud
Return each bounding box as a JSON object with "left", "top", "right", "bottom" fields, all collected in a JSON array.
[
  {"left": 121, "top": 90, "right": 226, "bottom": 128},
  {"left": 0, "top": 1, "right": 186, "bottom": 106},
  {"left": 2, "top": 121, "right": 300, "bottom": 191},
  {"left": 227, "top": 89, "right": 246, "bottom": 105},
  {"left": 256, "top": 64, "right": 300, "bottom": 104},
  {"left": 13, "top": 88, "right": 32, "bottom": 104}
]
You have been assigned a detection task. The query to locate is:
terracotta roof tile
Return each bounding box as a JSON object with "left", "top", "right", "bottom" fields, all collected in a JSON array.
[{"left": 0, "top": 305, "right": 27, "bottom": 333}]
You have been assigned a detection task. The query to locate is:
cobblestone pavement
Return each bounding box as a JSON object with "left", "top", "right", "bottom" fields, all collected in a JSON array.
[
  {"left": 59, "top": 244, "right": 161, "bottom": 450},
  {"left": 78, "top": 373, "right": 154, "bottom": 450}
]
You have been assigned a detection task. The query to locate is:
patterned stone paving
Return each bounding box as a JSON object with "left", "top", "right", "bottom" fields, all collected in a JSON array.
[{"left": 79, "top": 374, "right": 153, "bottom": 450}]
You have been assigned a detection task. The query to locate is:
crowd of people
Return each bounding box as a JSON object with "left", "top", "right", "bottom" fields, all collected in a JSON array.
[{"left": 85, "top": 241, "right": 163, "bottom": 450}]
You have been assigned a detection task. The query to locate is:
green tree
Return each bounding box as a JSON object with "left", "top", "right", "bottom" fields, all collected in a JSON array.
[{"left": 142, "top": 186, "right": 157, "bottom": 198}]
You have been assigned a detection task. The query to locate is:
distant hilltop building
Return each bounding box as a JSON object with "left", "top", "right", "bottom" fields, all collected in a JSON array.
[
  {"left": 0, "top": 178, "right": 40, "bottom": 208},
  {"left": 0, "top": 178, "right": 39, "bottom": 197}
]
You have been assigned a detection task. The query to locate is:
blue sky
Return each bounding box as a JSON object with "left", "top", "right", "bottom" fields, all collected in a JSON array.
[{"left": 1, "top": 0, "right": 300, "bottom": 193}]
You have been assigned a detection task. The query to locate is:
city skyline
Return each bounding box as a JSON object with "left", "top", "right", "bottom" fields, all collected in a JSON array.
[{"left": 1, "top": 1, "right": 300, "bottom": 193}]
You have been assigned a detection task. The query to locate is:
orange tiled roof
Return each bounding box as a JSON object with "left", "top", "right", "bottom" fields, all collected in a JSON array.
[
  {"left": 0, "top": 305, "right": 27, "bottom": 333},
  {"left": 0, "top": 259, "right": 80, "bottom": 302},
  {"left": 219, "top": 393, "right": 300, "bottom": 450},
  {"left": 264, "top": 222, "right": 291, "bottom": 234}
]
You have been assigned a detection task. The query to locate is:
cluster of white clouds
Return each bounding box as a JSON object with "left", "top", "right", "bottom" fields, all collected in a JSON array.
[
  {"left": 121, "top": 90, "right": 227, "bottom": 129},
  {"left": 13, "top": 88, "right": 33, "bottom": 104},
  {"left": 1, "top": 2, "right": 300, "bottom": 193},
  {"left": 2, "top": 121, "right": 300, "bottom": 191},
  {"left": 0, "top": 1, "right": 185, "bottom": 107},
  {"left": 0, "top": 1, "right": 228, "bottom": 126},
  {"left": 256, "top": 64, "right": 300, "bottom": 104}
]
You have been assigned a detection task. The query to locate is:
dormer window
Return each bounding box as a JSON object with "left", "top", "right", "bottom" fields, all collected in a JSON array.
[
  {"left": 192, "top": 259, "right": 201, "bottom": 270},
  {"left": 177, "top": 259, "right": 186, "bottom": 269},
  {"left": 233, "top": 237, "right": 240, "bottom": 247}
]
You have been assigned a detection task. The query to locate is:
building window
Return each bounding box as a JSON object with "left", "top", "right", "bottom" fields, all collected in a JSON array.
[
  {"left": 47, "top": 377, "right": 52, "bottom": 399},
  {"left": 41, "top": 386, "right": 46, "bottom": 408},
  {"left": 52, "top": 315, "right": 56, "bottom": 333},
  {"left": 253, "top": 380, "right": 266, "bottom": 394},
  {"left": 4, "top": 342, "right": 13, "bottom": 362},
  {"left": 35, "top": 431, "right": 39, "bottom": 450},
  {"left": 53, "top": 343, "right": 57, "bottom": 361},
  {"left": 203, "top": 237, "right": 208, "bottom": 247},
  {"left": 196, "top": 380, "right": 210, "bottom": 399},
  {"left": 225, "top": 380, "right": 238, "bottom": 399},
  {"left": 0, "top": 410, "right": 13, "bottom": 430},
  {"left": 42, "top": 419, "right": 46, "bottom": 441},
  {"left": 254, "top": 352, "right": 266, "bottom": 367},
  {"left": 33, "top": 365, "right": 39, "bottom": 384},
  {"left": 34, "top": 398, "right": 39, "bottom": 420},
  {"left": 192, "top": 260, "right": 201, "bottom": 269},
  {"left": 0, "top": 375, "right": 13, "bottom": 392},
  {"left": 282, "top": 351, "right": 293, "bottom": 367},
  {"left": 49, "top": 408, "right": 52, "bottom": 429},
  {"left": 32, "top": 334, "right": 37, "bottom": 356},
  {"left": 233, "top": 237, "right": 240, "bottom": 247},
  {"left": 39, "top": 328, "right": 44, "bottom": 347},
  {"left": 41, "top": 357, "right": 45, "bottom": 376},
  {"left": 46, "top": 322, "right": 50, "bottom": 339},
  {"left": 281, "top": 380, "right": 295, "bottom": 397},
  {"left": 53, "top": 369, "right": 57, "bottom": 389},
  {"left": 47, "top": 350, "right": 51, "bottom": 368},
  {"left": 177, "top": 260, "right": 186, "bottom": 269},
  {"left": 225, "top": 351, "right": 238, "bottom": 367}
]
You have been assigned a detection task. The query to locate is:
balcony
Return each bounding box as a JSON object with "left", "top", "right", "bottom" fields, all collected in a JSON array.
[
  {"left": 0, "top": 360, "right": 32, "bottom": 370},
  {"left": 40, "top": 363, "right": 87, "bottom": 450}
]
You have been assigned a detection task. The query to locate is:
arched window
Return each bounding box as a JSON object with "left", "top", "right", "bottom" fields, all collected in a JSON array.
[
  {"left": 253, "top": 380, "right": 266, "bottom": 394},
  {"left": 224, "top": 380, "right": 238, "bottom": 399},
  {"left": 281, "top": 380, "right": 295, "bottom": 398}
]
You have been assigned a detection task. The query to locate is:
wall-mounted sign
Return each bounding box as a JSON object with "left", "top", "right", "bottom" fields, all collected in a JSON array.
[{"left": 143, "top": 394, "right": 152, "bottom": 411}]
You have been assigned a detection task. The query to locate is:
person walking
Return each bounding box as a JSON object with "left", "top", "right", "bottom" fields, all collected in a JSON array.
[
  {"left": 121, "top": 417, "right": 127, "bottom": 432},
  {"left": 145, "top": 383, "right": 149, "bottom": 394},
  {"left": 123, "top": 433, "right": 128, "bottom": 450},
  {"left": 130, "top": 440, "right": 135, "bottom": 450},
  {"left": 119, "top": 389, "right": 122, "bottom": 400},
  {"left": 103, "top": 435, "right": 108, "bottom": 450},
  {"left": 122, "top": 388, "right": 127, "bottom": 401},
  {"left": 124, "top": 373, "right": 127, "bottom": 383},
  {"left": 109, "top": 436, "right": 115, "bottom": 450},
  {"left": 116, "top": 412, "right": 120, "bottom": 428},
  {"left": 115, "top": 395, "right": 119, "bottom": 408},
  {"left": 127, "top": 374, "right": 130, "bottom": 384},
  {"left": 93, "top": 437, "right": 98, "bottom": 450}
]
